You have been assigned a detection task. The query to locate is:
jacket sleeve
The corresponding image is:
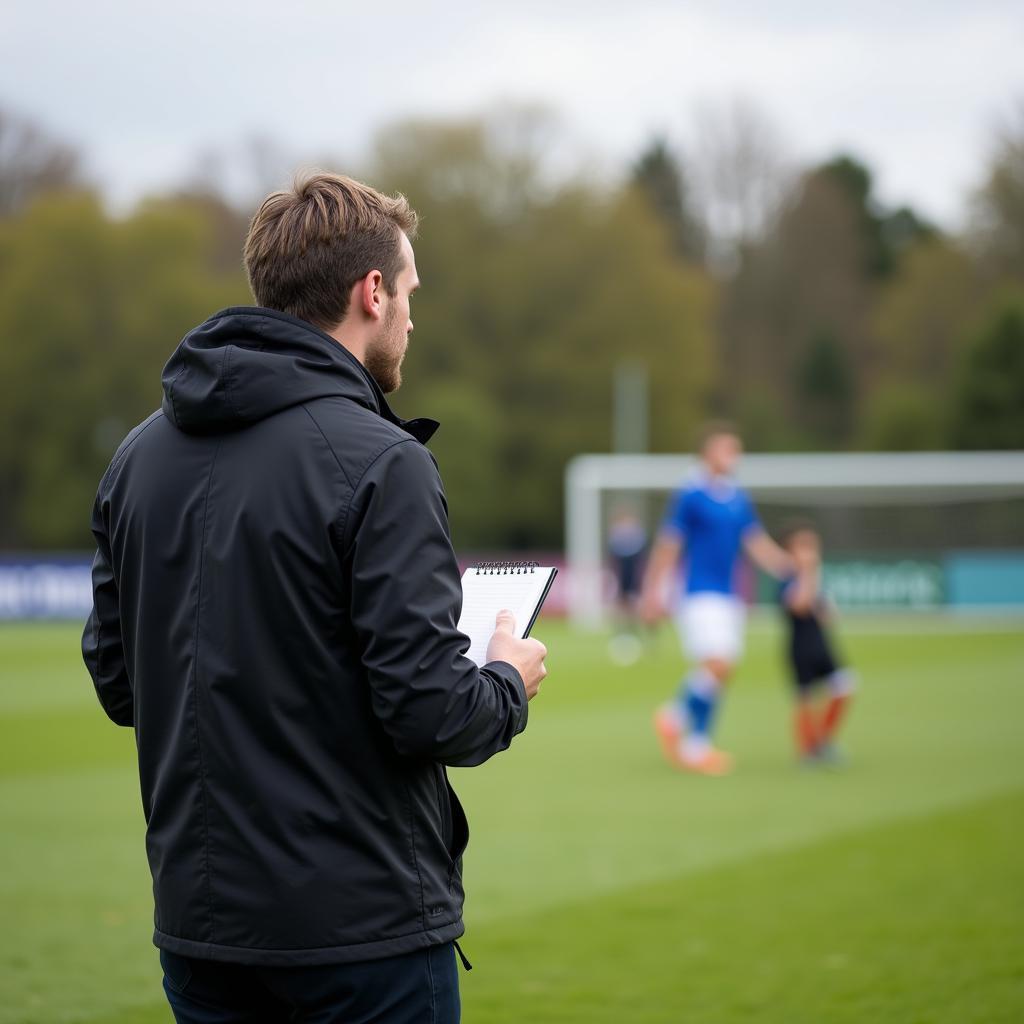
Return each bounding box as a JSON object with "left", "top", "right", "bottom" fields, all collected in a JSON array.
[
  {"left": 343, "top": 438, "right": 528, "bottom": 767},
  {"left": 81, "top": 490, "right": 134, "bottom": 727}
]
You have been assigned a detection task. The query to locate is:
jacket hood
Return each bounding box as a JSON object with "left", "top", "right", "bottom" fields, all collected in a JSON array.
[{"left": 161, "top": 307, "right": 438, "bottom": 443}]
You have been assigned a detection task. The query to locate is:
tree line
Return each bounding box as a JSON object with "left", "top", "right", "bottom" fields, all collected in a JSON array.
[{"left": 0, "top": 101, "right": 1021, "bottom": 551}]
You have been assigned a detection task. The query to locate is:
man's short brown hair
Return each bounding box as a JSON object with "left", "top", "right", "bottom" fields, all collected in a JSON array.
[
  {"left": 243, "top": 171, "right": 418, "bottom": 331},
  {"left": 696, "top": 419, "right": 740, "bottom": 452}
]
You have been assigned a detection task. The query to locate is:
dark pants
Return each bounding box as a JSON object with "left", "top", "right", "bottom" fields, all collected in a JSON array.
[{"left": 160, "top": 943, "right": 460, "bottom": 1024}]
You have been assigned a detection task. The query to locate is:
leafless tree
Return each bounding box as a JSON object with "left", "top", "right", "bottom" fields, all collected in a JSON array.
[
  {"left": 688, "top": 97, "right": 795, "bottom": 273},
  {"left": 0, "top": 107, "right": 82, "bottom": 218},
  {"left": 968, "top": 99, "right": 1024, "bottom": 280}
]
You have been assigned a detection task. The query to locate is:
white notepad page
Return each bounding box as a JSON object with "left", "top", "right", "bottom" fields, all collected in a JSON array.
[{"left": 457, "top": 565, "right": 557, "bottom": 667}]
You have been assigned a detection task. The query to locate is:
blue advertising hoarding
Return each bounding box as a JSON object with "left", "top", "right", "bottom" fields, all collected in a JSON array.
[
  {"left": 1, "top": 552, "right": 1023, "bottom": 621},
  {"left": 0, "top": 558, "right": 94, "bottom": 620}
]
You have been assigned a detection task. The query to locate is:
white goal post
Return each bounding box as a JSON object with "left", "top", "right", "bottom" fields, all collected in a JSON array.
[{"left": 564, "top": 451, "right": 1024, "bottom": 628}]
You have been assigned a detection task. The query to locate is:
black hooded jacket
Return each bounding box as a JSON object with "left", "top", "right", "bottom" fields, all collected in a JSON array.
[{"left": 82, "top": 307, "right": 528, "bottom": 966}]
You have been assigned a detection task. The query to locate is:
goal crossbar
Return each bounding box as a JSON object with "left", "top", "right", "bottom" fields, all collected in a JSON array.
[{"left": 564, "top": 451, "right": 1024, "bottom": 627}]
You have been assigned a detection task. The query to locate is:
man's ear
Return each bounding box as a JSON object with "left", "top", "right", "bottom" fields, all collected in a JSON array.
[{"left": 359, "top": 270, "right": 385, "bottom": 321}]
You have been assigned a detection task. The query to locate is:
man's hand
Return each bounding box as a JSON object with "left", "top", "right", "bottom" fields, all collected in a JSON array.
[
  {"left": 743, "top": 528, "right": 795, "bottom": 580},
  {"left": 639, "top": 532, "right": 682, "bottom": 624},
  {"left": 486, "top": 609, "right": 547, "bottom": 700},
  {"left": 639, "top": 588, "right": 666, "bottom": 625}
]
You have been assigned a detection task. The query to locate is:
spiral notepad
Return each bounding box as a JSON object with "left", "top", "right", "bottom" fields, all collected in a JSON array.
[{"left": 457, "top": 561, "right": 557, "bottom": 667}]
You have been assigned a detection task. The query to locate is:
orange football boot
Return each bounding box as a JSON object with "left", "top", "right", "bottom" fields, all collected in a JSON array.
[
  {"left": 680, "top": 747, "right": 733, "bottom": 776},
  {"left": 653, "top": 705, "right": 685, "bottom": 768}
]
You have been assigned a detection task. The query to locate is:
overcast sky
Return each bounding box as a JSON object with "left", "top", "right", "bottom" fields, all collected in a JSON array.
[{"left": 3, "top": 0, "right": 1022, "bottom": 226}]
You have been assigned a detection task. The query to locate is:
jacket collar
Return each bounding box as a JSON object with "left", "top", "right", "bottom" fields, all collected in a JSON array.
[{"left": 161, "top": 306, "right": 439, "bottom": 443}]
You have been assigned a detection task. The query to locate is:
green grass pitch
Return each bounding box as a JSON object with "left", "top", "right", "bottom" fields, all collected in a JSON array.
[{"left": 2, "top": 615, "right": 1022, "bottom": 1023}]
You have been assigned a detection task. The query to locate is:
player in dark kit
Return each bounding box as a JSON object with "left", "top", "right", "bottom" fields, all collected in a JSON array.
[
  {"left": 606, "top": 507, "right": 650, "bottom": 665},
  {"left": 778, "top": 521, "right": 855, "bottom": 763}
]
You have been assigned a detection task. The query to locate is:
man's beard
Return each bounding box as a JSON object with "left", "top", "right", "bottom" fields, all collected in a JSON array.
[{"left": 363, "top": 301, "right": 407, "bottom": 395}]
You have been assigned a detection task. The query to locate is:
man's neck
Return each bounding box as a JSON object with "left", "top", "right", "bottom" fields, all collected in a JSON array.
[{"left": 326, "top": 323, "right": 368, "bottom": 368}]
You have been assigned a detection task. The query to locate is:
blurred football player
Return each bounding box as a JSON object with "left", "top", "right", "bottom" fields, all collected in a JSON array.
[
  {"left": 642, "top": 422, "right": 791, "bottom": 775},
  {"left": 778, "top": 520, "right": 855, "bottom": 763}
]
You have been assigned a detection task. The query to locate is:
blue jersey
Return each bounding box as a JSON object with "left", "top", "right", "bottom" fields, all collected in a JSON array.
[{"left": 662, "top": 476, "right": 760, "bottom": 595}]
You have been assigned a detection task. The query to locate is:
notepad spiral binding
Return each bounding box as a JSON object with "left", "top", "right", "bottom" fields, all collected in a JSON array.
[{"left": 474, "top": 560, "right": 539, "bottom": 575}]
